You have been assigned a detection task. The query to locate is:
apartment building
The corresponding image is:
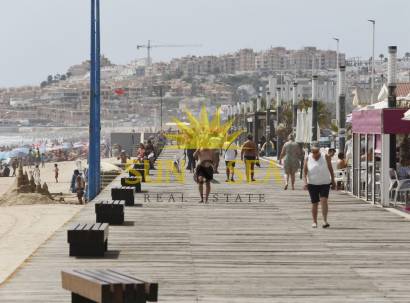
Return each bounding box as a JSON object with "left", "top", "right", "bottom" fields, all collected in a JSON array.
[
  {"left": 290, "top": 47, "right": 346, "bottom": 71},
  {"left": 198, "top": 56, "right": 219, "bottom": 74},
  {"left": 238, "top": 49, "right": 255, "bottom": 71},
  {"left": 218, "top": 54, "right": 239, "bottom": 74}
]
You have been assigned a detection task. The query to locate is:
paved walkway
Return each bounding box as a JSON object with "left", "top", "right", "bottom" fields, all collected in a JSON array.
[{"left": 1, "top": 149, "right": 410, "bottom": 302}]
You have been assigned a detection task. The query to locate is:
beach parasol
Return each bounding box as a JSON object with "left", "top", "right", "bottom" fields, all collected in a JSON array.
[
  {"left": 403, "top": 109, "right": 410, "bottom": 121},
  {"left": 8, "top": 147, "right": 29, "bottom": 158}
]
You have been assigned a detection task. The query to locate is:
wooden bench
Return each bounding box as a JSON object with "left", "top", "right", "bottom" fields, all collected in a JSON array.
[
  {"left": 61, "top": 269, "right": 158, "bottom": 303},
  {"left": 111, "top": 187, "right": 135, "bottom": 206},
  {"left": 67, "top": 223, "right": 109, "bottom": 257},
  {"left": 129, "top": 163, "right": 146, "bottom": 183},
  {"left": 95, "top": 201, "right": 125, "bottom": 225},
  {"left": 121, "top": 177, "right": 141, "bottom": 193}
]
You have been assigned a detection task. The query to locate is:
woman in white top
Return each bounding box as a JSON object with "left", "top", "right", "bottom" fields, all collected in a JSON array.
[
  {"left": 303, "top": 145, "right": 336, "bottom": 228},
  {"left": 224, "top": 145, "right": 237, "bottom": 182}
]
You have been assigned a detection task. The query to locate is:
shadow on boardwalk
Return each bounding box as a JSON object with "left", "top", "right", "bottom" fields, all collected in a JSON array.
[{"left": 1, "top": 148, "right": 410, "bottom": 302}]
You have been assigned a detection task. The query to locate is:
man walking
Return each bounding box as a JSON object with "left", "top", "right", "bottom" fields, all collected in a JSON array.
[
  {"left": 193, "top": 148, "right": 214, "bottom": 203},
  {"left": 303, "top": 145, "right": 336, "bottom": 228},
  {"left": 241, "top": 134, "right": 259, "bottom": 182}
]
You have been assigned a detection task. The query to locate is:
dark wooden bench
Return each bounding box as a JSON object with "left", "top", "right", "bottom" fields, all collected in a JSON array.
[
  {"left": 129, "top": 163, "right": 146, "bottom": 183},
  {"left": 67, "top": 223, "right": 109, "bottom": 257},
  {"left": 61, "top": 269, "right": 158, "bottom": 303},
  {"left": 95, "top": 201, "right": 125, "bottom": 225},
  {"left": 111, "top": 186, "right": 135, "bottom": 206},
  {"left": 121, "top": 177, "right": 141, "bottom": 193}
]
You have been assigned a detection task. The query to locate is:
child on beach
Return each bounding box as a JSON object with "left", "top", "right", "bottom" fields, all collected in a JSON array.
[{"left": 54, "top": 163, "right": 59, "bottom": 183}]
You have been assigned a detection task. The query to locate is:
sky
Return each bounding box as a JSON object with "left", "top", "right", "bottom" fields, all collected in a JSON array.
[{"left": 1, "top": 0, "right": 409, "bottom": 87}]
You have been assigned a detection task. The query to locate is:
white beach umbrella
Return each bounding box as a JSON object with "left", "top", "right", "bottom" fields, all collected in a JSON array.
[{"left": 403, "top": 109, "right": 410, "bottom": 121}]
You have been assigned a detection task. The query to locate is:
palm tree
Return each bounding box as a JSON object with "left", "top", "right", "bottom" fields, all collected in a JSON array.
[{"left": 379, "top": 54, "right": 384, "bottom": 63}]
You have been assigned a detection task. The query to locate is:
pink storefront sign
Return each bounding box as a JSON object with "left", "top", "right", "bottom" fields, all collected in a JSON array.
[{"left": 352, "top": 109, "right": 383, "bottom": 134}]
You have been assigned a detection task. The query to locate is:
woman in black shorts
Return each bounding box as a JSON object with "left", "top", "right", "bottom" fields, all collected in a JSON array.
[{"left": 303, "top": 145, "right": 336, "bottom": 228}]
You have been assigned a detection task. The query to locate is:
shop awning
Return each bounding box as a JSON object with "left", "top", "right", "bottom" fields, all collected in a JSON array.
[{"left": 352, "top": 108, "right": 410, "bottom": 134}]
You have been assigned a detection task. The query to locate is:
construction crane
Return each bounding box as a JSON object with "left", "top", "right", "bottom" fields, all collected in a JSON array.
[{"left": 137, "top": 40, "right": 202, "bottom": 66}]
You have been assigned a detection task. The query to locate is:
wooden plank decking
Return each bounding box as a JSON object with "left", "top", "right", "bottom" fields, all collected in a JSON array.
[{"left": 1, "top": 148, "right": 410, "bottom": 302}]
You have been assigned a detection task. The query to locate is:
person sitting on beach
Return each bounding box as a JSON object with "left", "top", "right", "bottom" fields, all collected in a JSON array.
[{"left": 1, "top": 165, "right": 10, "bottom": 177}]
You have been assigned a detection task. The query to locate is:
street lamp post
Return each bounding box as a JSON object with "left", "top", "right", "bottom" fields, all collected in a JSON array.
[
  {"left": 368, "top": 19, "right": 375, "bottom": 104},
  {"left": 311, "top": 75, "right": 319, "bottom": 144},
  {"left": 159, "top": 86, "right": 163, "bottom": 131},
  {"left": 276, "top": 87, "right": 282, "bottom": 156},
  {"left": 292, "top": 82, "right": 298, "bottom": 136},
  {"left": 333, "top": 37, "right": 340, "bottom": 122},
  {"left": 265, "top": 91, "right": 271, "bottom": 154},
  {"left": 88, "top": 0, "right": 101, "bottom": 200},
  {"left": 338, "top": 66, "right": 346, "bottom": 151},
  {"left": 388, "top": 46, "right": 397, "bottom": 169}
]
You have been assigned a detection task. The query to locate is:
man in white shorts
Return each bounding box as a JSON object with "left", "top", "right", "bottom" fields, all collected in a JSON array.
[{"left": 224, "top": 143, "right": 237, "bottom": 182}]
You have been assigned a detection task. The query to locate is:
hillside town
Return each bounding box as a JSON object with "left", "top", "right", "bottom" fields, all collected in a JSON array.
[{"left": 2, "top": 46, "right": 409, "bottom": 131}]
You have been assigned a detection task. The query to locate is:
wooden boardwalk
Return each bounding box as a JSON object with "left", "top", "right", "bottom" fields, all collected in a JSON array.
[{"left": 1, "top": 148, "right": 410, "bottom": 302}]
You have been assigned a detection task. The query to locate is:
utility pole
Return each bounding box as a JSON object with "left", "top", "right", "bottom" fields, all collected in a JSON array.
[
  {"left": 88, "top": 0, "right": 101, "bottom": 200},
  {"left": 311, "top": 75, "right": 319, "bottom": 144},
  {"left": 338, "top": 66, "right": 346, "bottom": 151},
  {"left": 368, "top": 19, "right": 375, "bottom": 104}
]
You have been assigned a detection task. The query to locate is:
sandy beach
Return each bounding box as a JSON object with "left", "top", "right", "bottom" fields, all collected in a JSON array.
[{"left": 0, "top": 160, "right": 84, "bottom": 284}]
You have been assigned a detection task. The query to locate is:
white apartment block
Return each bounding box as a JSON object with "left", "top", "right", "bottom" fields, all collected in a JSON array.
[{"left": 168, "top": 47, "right": 345, "bottom": 77}]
